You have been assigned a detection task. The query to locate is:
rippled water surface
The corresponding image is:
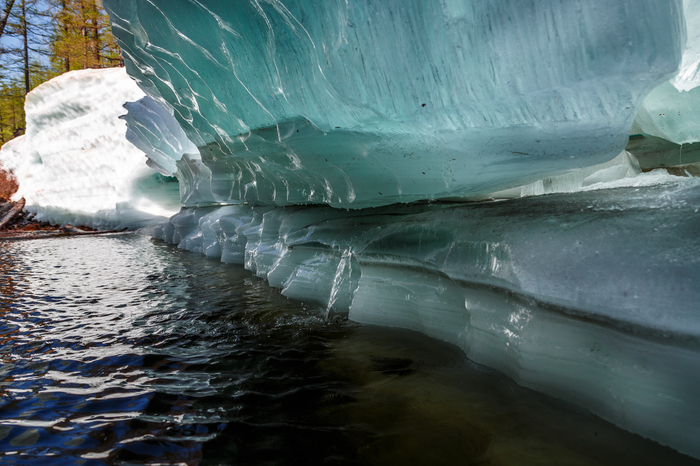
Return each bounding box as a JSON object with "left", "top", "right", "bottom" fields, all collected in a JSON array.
[{"left": 0, "top": 234, "right": 696, "bottom": 465}]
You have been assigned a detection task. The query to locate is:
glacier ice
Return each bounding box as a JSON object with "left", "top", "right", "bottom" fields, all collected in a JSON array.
[
  {"left": 104, "top": 0, "right": 684, "bottom": 208},
  {"left": 0, "top": 68, "right": 181, "bottom": 229},
  {"left": 631, "top": 81, "right": 700, "bottom": 145},
  {"left": 672, "top": 0, "right": 700, "bottom": 92}
]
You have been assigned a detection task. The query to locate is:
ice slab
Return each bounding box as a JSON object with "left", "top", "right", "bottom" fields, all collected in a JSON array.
[
  {"left": 151, "top": 177, "right": 700, "bottom": 458},
  {"left": 632, "top": 81, "right": 700, "bottom": 145},
  {"left": 105, "top": 0, "right": 684, "bottom": 208},
  {"left": 631, "top": 0, "right": 700, "bottom": 145},
  {"left": 476, "top": 150, "right": 643, "bottom": 200},
  {"left": 0, "top": 68, "right": 181, "bottom": 229}
]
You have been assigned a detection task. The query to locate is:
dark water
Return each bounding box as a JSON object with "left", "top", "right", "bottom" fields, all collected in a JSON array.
[{"left": 0, "top": 234, "right": 696, "bottom": 466}]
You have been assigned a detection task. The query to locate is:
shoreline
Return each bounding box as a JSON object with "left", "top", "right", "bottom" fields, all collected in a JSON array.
[{"left": 0, "top": 198, "right": 125, "bottom": 240}]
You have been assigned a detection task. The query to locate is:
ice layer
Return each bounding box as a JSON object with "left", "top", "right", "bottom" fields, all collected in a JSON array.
[
  {"left": 150, "top": 177, "right": 700, "bottom": 458},
  {"left": 0, "top": 68, "right": 180, "bottom": 229},
  {"left": 632, "top": 0, "right": 700, "bottom": 146}
]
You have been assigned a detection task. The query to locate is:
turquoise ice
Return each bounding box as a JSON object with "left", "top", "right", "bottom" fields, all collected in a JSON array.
[
  {"left": 91, "top": 0, "right": 700, "bottom": 459},
  {"left": 104, "top": 0, "right": 684, "bottom": 208}
]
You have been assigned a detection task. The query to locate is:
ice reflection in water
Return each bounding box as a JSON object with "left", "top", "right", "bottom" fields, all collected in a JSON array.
[{"left": 0, "top": 234, "right": 696, "bottom": 465}]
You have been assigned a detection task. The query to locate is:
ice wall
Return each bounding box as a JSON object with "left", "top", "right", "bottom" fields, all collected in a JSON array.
[
  {"left": 104, "top": 0, "right": 684, "bottom": 208},
  {"left": 0, "top": 68, "right": 180, "bottom": 229},
  {"left": 150, "top": 176, "right": 700, "bottom": 458}
]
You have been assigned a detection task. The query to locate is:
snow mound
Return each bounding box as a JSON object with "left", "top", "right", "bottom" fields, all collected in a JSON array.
[{"left": 0, "top": 68, "right": 180, "bottom": 229}]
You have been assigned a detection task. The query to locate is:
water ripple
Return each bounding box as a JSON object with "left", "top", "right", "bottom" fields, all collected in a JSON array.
[{"left": 0, "top": 234, "right": 696, "bottom": 465}]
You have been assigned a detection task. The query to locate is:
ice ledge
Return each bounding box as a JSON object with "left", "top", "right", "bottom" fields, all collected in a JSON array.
[{"left": 149, "top": 177, "right": 700, "bottom": 458}]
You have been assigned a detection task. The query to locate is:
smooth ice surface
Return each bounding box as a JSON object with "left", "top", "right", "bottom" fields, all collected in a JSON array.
[
  {"left": 632, "top": 81, "right": 700, "bottom": 145},
  {"left": 122, "top": 96, "right": 218, "bottom": 206},
  {"left": 105, "top": 0, "right": 684, "bottom": 208},
  {"left": 0, "top": 69, "right": 180, "bottom": 229},
  {"left": 150, "top": 177, "right": 700, "bottom": 458}
]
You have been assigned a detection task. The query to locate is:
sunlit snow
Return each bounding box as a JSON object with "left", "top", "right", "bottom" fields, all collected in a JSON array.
[{"left": 0, "top": 68, "right": 180, "bottom": 229}]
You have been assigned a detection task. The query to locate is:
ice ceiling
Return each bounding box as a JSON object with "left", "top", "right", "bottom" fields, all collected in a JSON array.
[{"left": 104, "top": 0, "right": 685, "bottom": 208}]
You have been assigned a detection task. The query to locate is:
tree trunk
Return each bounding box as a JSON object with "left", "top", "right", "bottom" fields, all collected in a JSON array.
[
  {"left": 80, "top": 1, "right": 87, "bottom": 68},
  {"left": 91, "top": 0, "right": 99, "bottom": 65},
  {"left": 61, "top": 0, "right": 69, "bottom": 72},
  {"left": 21, "top": 0, "right": 29, "bottom": 95},
  {"left": 0, "top": 0, "right": 15, "bottom": 40}
]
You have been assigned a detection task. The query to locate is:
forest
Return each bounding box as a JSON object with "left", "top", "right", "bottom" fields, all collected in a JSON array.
[{"left": 0, "top": 0, "right": 121, "bottom": 145}]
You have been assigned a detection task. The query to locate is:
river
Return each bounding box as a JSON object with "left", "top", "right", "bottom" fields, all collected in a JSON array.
[{"left": 0, "top": 234, "right": 694, "bottom": 465}]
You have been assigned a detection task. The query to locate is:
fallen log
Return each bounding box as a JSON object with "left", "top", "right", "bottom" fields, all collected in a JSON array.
[
  {"left": 62, "top": 224, "right": 86, "bottom": 233},
  {"left": 0, "top": 229, "right": 129, "bottom": 241},
  {"left": 0, "top": 198, "right": 25, "bottom": 230}
]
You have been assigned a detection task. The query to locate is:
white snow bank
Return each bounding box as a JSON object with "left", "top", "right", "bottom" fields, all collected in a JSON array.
[{"left": 0, "top": 68, "right": 180, "bottom": 229}]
